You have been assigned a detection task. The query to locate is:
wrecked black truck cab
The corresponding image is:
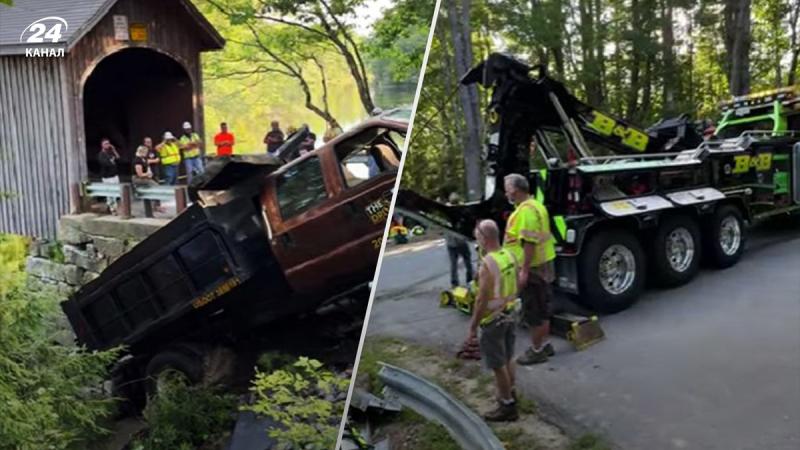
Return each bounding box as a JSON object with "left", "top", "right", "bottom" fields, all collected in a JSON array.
[{"left": 61, "top": 116, "right": 408, "bottom": 403}]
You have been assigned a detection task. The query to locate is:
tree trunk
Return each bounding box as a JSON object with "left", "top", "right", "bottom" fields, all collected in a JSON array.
[
  {"left": 579, "top": 0, "right": 602, "bottom": 104},
  {"left": 724, "top": 0, "right": 752, "bottom": 95},
  {"left": 661, "top": 0, "right": 677, "bottom": 116},
  {"left": 625, "top": 0, "right": 641, "bottom": 119},
  {"left": 447, "top": 0, "right": 483, "bottom": 200},
  {"left": 788, "top": 1, "right": 800, "bottom": 85}
]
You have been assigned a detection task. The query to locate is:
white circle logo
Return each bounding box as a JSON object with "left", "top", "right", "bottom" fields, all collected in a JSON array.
[{"left": 20, "top": 17, "right": 68, "bottom": 44}]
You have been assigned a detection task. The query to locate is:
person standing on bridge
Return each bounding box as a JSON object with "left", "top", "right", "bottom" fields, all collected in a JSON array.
[
  {"left": 157, "top": 132, "right": 181, "bottom": 185},
  {"left": 213, "top": 122, "right": 235, "bottom": 157},
  {"left": 503, "top": 173, "right": 557, "bottom": 365},
  {"left": 263, "top": 120, "right": 285, "bottom": 155},
  {"left": 98, "top": 138, "right": 120, "bottom": 214},
  {"left": 180, "top": 121, "right": 204, "bottom": 184},
  {"left": 468, "top": 219, "right": 520, "bottom": 422}
]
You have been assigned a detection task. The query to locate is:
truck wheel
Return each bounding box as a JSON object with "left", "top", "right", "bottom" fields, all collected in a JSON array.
[
  {"left": 579, "top": 229, "right": 645, "bottom": 313},
  {"left": 144, "top": 350, "right": 203, "bottom": 399},
  {"left": 111, "top": 363, "right": 146, "bottom": 416},
  {"left": 705, "top": 205, "right": 746, "bottom": 268},
  {"left": 650, "top": 215, "right": 701, "bottom": 287}
]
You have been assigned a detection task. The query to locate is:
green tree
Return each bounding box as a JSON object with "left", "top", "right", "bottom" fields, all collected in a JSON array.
[
  {"left": 245, "top": 357, "right": 350, "bottom": 449},
  {"left": 199, "top": 0, "right": 375, "bottom": 129},
  {"left": 0, "top": 245, "right": 118, "bottom": 450}
]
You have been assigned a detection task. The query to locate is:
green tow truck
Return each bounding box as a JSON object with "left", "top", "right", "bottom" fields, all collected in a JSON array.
[{"left": 397, "top": 53, "right": 800, "bottom": 314}]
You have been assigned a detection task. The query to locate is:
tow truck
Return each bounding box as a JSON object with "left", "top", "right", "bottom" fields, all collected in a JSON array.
[
  {"left": 61, "top": 113, "right": 407, "bottom": 405},
  {"left": 396, "top": 53, "right": 800, "bottom": 313}
]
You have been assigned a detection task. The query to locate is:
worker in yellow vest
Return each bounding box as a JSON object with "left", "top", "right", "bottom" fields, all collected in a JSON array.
[
  {"left": 156, "top": 131, "right": 181, "bottom": 185},
  {"left": 180, "top": 121, "right": 204, "bottom": 184},
  {"left": 468, "top": 219, "right": 521, "bottom": 422},
  {"left": 503, "top": 173, "right": 557, "bottom": 365}
]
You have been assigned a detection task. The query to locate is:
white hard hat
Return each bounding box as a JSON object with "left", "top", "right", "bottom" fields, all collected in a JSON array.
[
  {"left": 182, "top": 121, "right": 192, "bottom": 129},
  {"left": 163, "top": 131, "right": 175, "bottom": 140}
]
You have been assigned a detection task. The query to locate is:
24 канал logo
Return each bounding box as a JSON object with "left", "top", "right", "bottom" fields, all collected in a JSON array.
[{"left": 20, "top": 16, "right": 68, "bottom": 58}]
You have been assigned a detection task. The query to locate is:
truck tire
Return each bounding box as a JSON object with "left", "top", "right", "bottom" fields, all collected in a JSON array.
[
  {"left": 705, "top": 204, "right": 746, "bottom": 268},
  {"left": 111, "top": 362, "right": 146, "bottom": 416},
  {"left": 578, "top": 229, "right": 646, "bottom": 313},
  {"left": 144, "top": 350, "right": 203, "bottom": 399},
  {"left": 650, "top": 215, "right": 701, "bottom": 287}
]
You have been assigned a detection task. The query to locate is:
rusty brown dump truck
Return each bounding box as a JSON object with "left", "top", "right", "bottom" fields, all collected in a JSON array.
[{"left": 61, "top": 113, "right": 407, "bottom": 403}]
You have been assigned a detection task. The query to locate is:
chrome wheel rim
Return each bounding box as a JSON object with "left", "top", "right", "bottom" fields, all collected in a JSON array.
[
  {"left": 598, "top": 244, "right": 636, "bottom": 295},
  {"left": 719, "top": 216, "right": 741, "bottom": 256},
  {"left": 666, "top": 227, "right": 695, "bottom": 272}
]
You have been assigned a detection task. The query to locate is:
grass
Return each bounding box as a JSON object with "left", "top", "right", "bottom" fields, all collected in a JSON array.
[
  {"left": 360, "top": 337, "right": 613, "bottom": 450},
  {"left": 569, "top": 433, "right": 613, "bottom": 450},
  {"left": 394, "top": 410, "right": 460, "bottom": 450},
  {"left": 496, "top": 427, "right": 541, "bottom": 450}
]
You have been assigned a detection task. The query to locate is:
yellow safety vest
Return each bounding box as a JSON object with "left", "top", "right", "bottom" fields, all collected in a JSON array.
[
  {"left": 180, "top": 132, "right": 201, "bottom": 158},
  {"left": 504, "top": 197, "right": 556, "bottom": 268},
  {"left": 479, "top": 248, "right": 519, "bottom": 326},
  {"left": 159, "top": 142, "right": 181, "bottom": 166}
]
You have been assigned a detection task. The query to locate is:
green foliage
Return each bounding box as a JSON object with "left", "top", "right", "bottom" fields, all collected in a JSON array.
[
  {"left": 0, "top": 262, "right": 118, "bottom": 450},
  {"left": 131, "top": 382, "right": 237, "bottom": 450},
  {"left": 365, "top": 0, "right": 435, "bottom": 84},
  {"left": 0, "top": 234, "right": 28, "bottom": 296},
  {"left": 396, "top": 409, "right": 460, "bottom": 450},
  {"left": 569, "top": 433, "right": 613, "bottom": 450},
  {"left": 255, "top": 350, "right": 295, "bottom": 372},
  {"left": 406, "top": 0, "right": 799, "bottom": 195},
  {"left": 244, "top": 356, "right": 350, "bottom": 449}
]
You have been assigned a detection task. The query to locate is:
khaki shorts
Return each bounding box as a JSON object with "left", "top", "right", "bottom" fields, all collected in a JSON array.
[
  {"left": 479, "top": 317, "right": 516, "bottom": 370},
  {"left": 520, "top": 270, "right": 554, "bottom": 327}
]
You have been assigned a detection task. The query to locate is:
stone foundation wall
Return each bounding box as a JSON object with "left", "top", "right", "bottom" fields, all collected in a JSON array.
[{"left": 27, "top": 214, "right": 167, "bottom": 295}]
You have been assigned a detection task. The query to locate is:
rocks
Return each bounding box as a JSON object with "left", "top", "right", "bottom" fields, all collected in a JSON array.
[
  {"left": 26, "top": 256, "right": 84, "bottom": 285},
  {"left": 26, "top": 214, "right": 164, "bottom": 292},
  {"left": 57, "top": 222, "right": 91, "bottom": 245},
  {"left": 82, "top": 271, "right": 100, "bottom": 285},
  {"left": 92, "top": 236, "right": 126, "bottom": 260}
]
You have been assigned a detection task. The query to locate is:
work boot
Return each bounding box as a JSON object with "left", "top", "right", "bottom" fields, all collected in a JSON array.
[
  {"left": 543, "top": 342, "right": 555, "bottom": 357},
  {"left": 516, "top": 346, "right": 548, "bottom": 365},
  {"left": 484, "top": 402, "right": 518, "bottom": 422}
]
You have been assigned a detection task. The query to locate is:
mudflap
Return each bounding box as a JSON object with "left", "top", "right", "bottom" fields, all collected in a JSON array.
[{"left": 551, "top": 313, "right": 605, "bottom": 350}]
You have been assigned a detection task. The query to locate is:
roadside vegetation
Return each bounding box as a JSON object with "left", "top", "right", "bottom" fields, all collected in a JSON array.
[
  {"left": 0, "top": 234, "right": 118, "bottom": 450},
  {"left": 355, "top": 336, "right": 612, "bottom": 450}
]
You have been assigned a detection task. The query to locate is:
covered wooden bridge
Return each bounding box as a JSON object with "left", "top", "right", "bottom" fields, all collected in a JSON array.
[{"left": 0, "top": 0, "right": 224, "bottom": 237}]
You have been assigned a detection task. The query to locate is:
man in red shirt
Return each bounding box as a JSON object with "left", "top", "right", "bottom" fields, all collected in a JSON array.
[{"left": 213, "top": 122, "right": 235, "bottom": 156}]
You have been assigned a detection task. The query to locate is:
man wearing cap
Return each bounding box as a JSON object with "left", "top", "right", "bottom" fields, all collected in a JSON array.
[
  {"left": 503, "top": 173, "right": 557, "bottom": 365},
  {"left": 156, "top": 131, "right": 181, "bottom": 185},
  {"left": 179, "top": 121, "right": 204, "bottom": 184}
]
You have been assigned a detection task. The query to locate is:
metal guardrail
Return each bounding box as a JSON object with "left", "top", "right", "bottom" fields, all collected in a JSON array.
[
  {"left": 74, "top": 182, "right": 187, "bottom": 218},
  {"left": 378, "top": 363, "right": 505, "bottom": 450}
]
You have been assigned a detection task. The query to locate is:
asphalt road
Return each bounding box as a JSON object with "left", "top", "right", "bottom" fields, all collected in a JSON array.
[{"left": 365, "top": 224, "right": 800, "bottom": 450}]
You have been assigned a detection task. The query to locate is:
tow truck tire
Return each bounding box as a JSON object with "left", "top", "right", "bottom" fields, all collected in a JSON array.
[
  {"left": 579, "top": 229, "right": 645, "bottom": 314},
  {"left": 144, "top": 350, "right": 203, "bottom": 399},
  {"left": 705, "top": 205, "right": 746, "bottom": 269},
  {"left": 650, "top": 215, "right": 702, "bottom": 287}
]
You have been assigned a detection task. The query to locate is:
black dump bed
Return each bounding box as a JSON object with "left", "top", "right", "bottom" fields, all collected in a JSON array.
[{"left": 62, "top": 157, "right": 285, "bottom": 352}]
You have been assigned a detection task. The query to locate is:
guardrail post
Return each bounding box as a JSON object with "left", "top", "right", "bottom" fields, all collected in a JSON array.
[
  {"left": 143, "top": 198, "right": 154, "bottom": 218},
  {"left": 175, "top": 186, "right": 188, "bottom": 214},
  {"left": 70, "top": 182, "right": 83, "bottom": 214},
  {"left": 119, "top": 184, "right": 132, "bottom": 219}
]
